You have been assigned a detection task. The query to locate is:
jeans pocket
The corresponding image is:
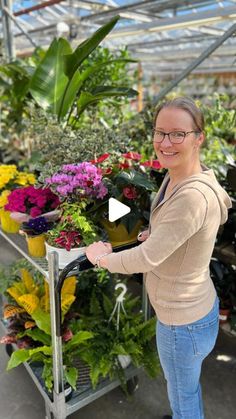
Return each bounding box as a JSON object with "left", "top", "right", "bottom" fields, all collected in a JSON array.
[{"left": 188, "top": 316, "right": 219, "bottom": 356}]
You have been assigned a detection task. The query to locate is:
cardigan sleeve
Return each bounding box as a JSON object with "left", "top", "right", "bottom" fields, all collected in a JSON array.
[{"left": 105, "top": 188, "right": 208, "bottom": 274}]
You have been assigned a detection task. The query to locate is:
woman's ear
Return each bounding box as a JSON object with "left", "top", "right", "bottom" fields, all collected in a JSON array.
[{"left": 197, "top": 131, "right": 205, "bottom": 147}]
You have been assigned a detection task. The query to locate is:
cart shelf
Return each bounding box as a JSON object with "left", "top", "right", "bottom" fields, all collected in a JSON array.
[{"left": 0, "top": 228, "right": 143, "bottom": 419}]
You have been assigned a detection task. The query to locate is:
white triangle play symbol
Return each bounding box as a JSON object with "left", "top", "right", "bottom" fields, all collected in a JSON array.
[{"left": 108, "top": 198, "right": 130, "bottom": 222}]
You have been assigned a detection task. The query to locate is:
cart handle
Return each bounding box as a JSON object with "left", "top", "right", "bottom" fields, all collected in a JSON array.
[{"left": 55, "top": 240, "right": 140, "bottom": 336}]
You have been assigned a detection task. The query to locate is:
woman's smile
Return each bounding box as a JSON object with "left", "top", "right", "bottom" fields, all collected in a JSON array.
[{"left": 160, "top": 150, "right": 179, "bottom": 157}]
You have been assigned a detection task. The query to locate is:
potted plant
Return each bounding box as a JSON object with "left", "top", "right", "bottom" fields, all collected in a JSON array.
[
  {"left": 0, "top": 267, "right": 93, "bottom": 395},
  {"left": 0, "top": 165, "right": 35, "bottom": 233},
  {"left": 4, "top": 185, "right": 60, "bottom": 256},
  {"left": 45, "top": 202, "right": 100, "bottom": 268},
  {"left": 68, "top": 287, "right": 160, "bottom": 393},
  {"left": 89, "top": 151, "right": 159, "bottom": 245},
  {"left": 43, "top": 161, "right": 108, "bottom": 266}
]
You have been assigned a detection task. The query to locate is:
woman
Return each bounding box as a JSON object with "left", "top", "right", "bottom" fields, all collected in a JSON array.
[{"left": 86, "top": 97, "right": 232, "bottom": 419}]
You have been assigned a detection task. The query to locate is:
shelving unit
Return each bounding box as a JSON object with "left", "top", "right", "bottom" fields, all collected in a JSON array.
[{"left": 0, "top": 229, "right": 143, "bottom": 419}]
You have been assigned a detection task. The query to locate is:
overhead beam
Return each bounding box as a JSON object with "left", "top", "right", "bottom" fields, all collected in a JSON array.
[
  {"left": 106, "top": 6, "right": 236, "bottom": 38},
  {"left": 80, "top": 0, "right": 213, "bottom": 21},
  {"left": 154, "top": 22, "right": 236, "bottom": 102},
  {"left": 14, "top": 0, "right": 65, "bottom": 17}
]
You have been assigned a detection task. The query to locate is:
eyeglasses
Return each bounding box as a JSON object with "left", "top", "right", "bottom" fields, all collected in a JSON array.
[{"left": 153, "top": 130, "right": 200, "bottom": 144}]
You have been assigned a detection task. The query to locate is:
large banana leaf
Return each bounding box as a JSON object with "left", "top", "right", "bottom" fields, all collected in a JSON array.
[
  {"left": 76, "top": 87, "right": 137, "bottom": 117},
  {"left": 58, "top": 58, "right": 137, "bottom": 120},
  {"left": 57, "top": 16, "right": 121, "bottom": 120},
  {"left": 29, "top": 16, "right": 121, "bottom": 119},
  {"left": 29, "top": 38, "right": 72, "bottom": 111},
  {"left": 63, "top": 15, "right": 120, "bottom": 79}
]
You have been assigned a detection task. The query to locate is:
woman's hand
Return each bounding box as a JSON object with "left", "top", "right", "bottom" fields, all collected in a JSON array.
[
  {"left": 137, "top": 229, "right": 149, "bottom": 242},
  {"left": 86, "top": 241, "right": 113, "bottom": 266}
]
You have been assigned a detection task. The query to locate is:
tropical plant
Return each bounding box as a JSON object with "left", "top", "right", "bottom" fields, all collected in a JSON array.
[
  {"left": 200, "top": 94, "right": 236, "bottom": 180},
  {"left": 0, "top": 267, "right": 93, "bottom": 391},
  {"left": 0, "top": 17, "right": 136, "bottom": 129},
  {"left": 28, "top": 16, "right": 136, "bottom": 127}
]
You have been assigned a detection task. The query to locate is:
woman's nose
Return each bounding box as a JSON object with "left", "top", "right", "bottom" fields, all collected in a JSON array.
[{"left": 160, "top": 134, "right": 173, "bottom": 147}]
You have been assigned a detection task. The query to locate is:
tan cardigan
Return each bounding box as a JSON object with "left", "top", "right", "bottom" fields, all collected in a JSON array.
[{"left": 105, "top": 166, "right": 232, "bottom": 325}]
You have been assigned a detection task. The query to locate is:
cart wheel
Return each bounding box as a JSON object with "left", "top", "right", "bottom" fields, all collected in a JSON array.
[
  {"left": 5, "top": 344, "right": 13, "bottom": 357},
  {"left": 126, "top": 376, "right": 139, "bottom": 394}
]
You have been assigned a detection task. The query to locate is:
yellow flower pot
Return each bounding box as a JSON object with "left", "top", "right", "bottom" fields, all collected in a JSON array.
[
  {"left": 0, "top": 209, "right": 20, "bottom": 234},
  {"left": 26, "top": 234, "right": 46, "bottom": 258},
  {"left": 101, "top": 219, "right": 143, "bottom": 247}
]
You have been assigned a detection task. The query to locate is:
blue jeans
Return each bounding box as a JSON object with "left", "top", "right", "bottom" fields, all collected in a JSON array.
[{"left": 156, "top": 297, "right": 219, "bottom": 419}]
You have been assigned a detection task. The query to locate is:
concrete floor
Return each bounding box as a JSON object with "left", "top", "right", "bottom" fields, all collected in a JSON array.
[{"left": 0, "top": 236, "right": 236, "bottom": 419}]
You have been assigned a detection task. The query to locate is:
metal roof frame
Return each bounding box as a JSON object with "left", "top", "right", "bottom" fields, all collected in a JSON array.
[{"left": 0, "top": 0, "right": 236, "bottom": 84}]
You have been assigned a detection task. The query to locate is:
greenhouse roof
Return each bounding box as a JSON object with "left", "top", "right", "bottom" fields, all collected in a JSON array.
[{"left": 1, "top": 0, "right": 236, "bottom": 79}]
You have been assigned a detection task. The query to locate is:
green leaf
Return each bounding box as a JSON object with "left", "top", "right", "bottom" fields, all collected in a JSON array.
[
  {"left": 58, "top": 59, "right": 136, "bottom": 119},
  {"left": 116, "top": 170, "right": 156, "bottom": 191},
  {"left": 31, "top": 308, "right": 51, "bottom": 335},
  {"left": 29, "top": 38, "right": 72, "bottom": 111},
  {"left": 63, "top": 16, "right": 120, "bottom": 79},
  {"left": 18, "top": 328, "right": 51, "bottom": 346},
  {"left": 64, "top": 331, "right": 94, "bottom": 352},
  {"left": 77, "top": 87, "right": 137, "bottom": 117},
  {"left": 28, "top": 345, "right": 52, "bottom": 357},
  {"left": 7, "top": 349, "right": 30, "bottom": 370},
  {"left": 64, "top": 366, "right": 78, "bottom": 390}
]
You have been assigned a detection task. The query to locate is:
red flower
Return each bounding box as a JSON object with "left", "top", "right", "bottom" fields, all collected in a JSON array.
[
  {"left": 123, "top": 186, "right": 138, "bottom": 200},
  {"left": 118, "top": 162, "right": 130, "bottom": 169},
  {"left": 102, "top": 167, "right": 113, "bottom": 175},
  {"left": 122, "top": 152, "right": 142, "bottom": 160},
  {"left": 90, "top": 153, "right": 110, "bottom": 164},
  {"left": 141, "top": 159, "right": 162, "bottom": 169}
]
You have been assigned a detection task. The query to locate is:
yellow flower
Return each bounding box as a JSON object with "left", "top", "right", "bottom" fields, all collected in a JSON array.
[
  {"left": 0, "top": 164, "right": 36, "bottom": 190},
  {"left": 0, "top": 190, "right": 11, "bottom": 208},
  {"left": 15, "top": 172, "right": 36, "bottom": 186}
]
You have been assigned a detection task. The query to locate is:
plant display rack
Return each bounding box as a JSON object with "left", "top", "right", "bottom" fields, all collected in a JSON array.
[{"left": 0, "top": 229, "right": 148, "bottom": 419}]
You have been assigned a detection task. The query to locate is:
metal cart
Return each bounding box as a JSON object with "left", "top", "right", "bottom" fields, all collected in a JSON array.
[{"left": 0, "top": 229, "right": 149, "bottom": 419}]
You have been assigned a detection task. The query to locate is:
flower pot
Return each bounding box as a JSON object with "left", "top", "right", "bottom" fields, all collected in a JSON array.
[
  {"left": 26, "top": 234, "right": 46, "bottom": 258},
  {"left": 117, "top": 354, "right": 132, "bottom": 369},
  {"left": 101, "top": 219, "right": 143, "bottom": 247},
  {"left": 45, "top": 242, "right": 86, "bottom": 269},
  {"left": 219, "top": 308, "right": 230, "bottom": 324},
  {"left": 0, "top": 209, "right": 20, "bottom": 233}
]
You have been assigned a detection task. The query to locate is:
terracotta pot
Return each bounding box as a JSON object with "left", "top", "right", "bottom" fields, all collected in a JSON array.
[
  {"left": 101, "top": 219, "right": 143, "bottom": 247},
  {"left": 0, "top": 209, "right": 20, "bottom": 233},
  {"left": 26, "top": 234, "right": 46, "bottom": 258},
  {"left": 45, "top": 242, "right": 86, "bottom": 269}
]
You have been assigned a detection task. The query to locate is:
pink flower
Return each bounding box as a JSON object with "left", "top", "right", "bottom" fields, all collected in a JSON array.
[
  {"left": 62, "top": 328, "right": 73, "bottom": 342},
  {"left": 4, "top": 186, "right": 60, "bottom": 216},
  {"left": 30, "top": 207, "right": 42, "bottom": 218},
  {"left": 123, "top": 186, "right": 138, "bottom": 200},
  {"left": 0, "top": 335, "right": 16, "bottom": 344}
]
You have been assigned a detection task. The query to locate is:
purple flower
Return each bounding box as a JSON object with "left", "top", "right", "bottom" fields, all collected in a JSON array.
[{"left": 45, "top": 162, "right": 108, "bottom": 200}]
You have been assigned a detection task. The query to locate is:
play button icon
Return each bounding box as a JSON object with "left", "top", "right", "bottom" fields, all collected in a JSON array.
[{"left": 108, "top": 198, "right": 130, "bottom": 222}]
